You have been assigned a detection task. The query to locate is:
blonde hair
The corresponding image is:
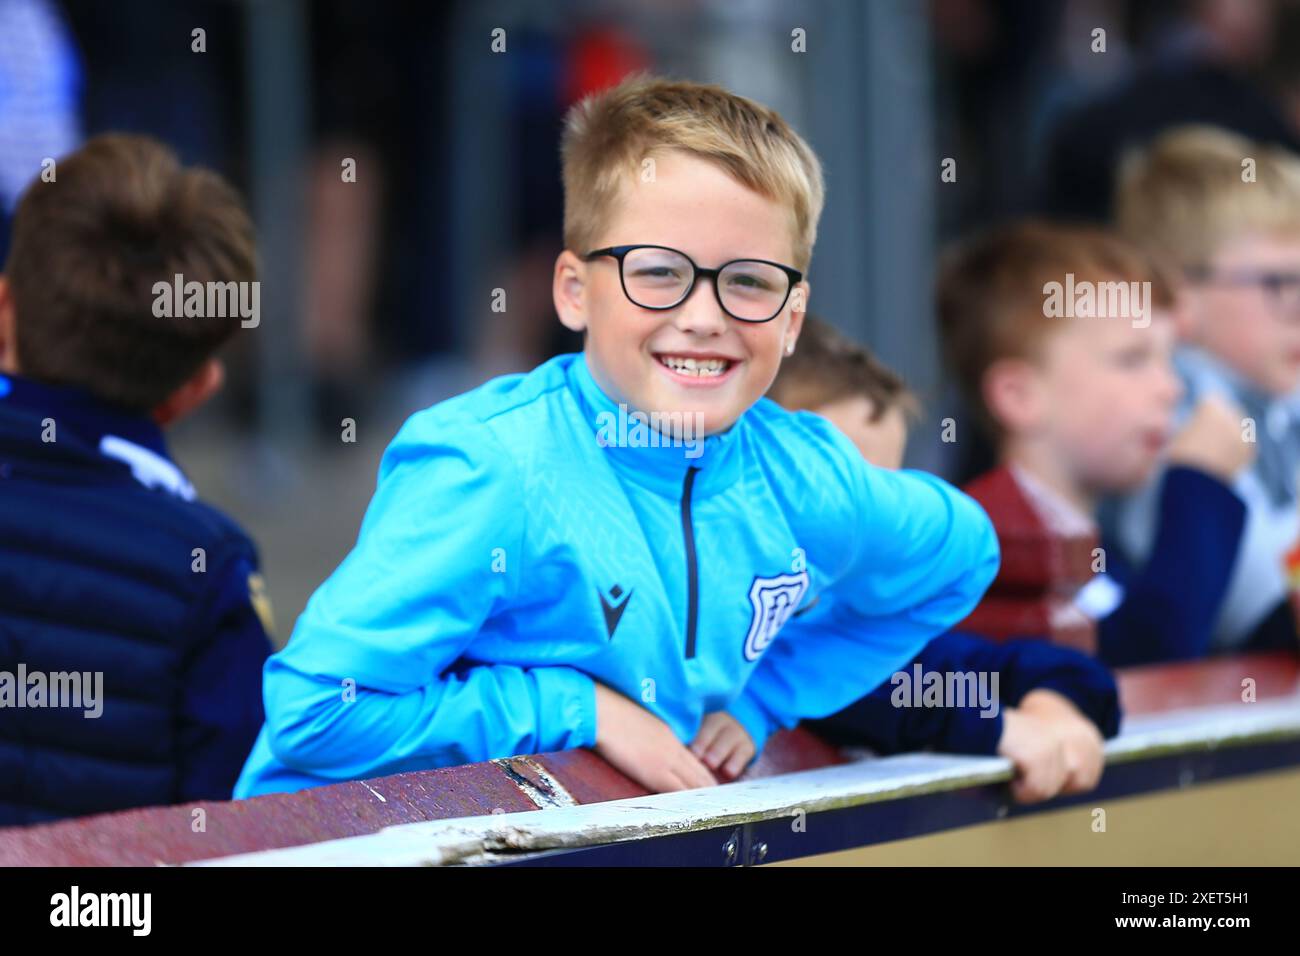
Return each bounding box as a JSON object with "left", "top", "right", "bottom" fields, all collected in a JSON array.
[
  {"left": 560, "top": 74, "right": 825, "bottom": 271},
  {"left": 1116, "top": 125, "right": 1300, "bottom": 270}
]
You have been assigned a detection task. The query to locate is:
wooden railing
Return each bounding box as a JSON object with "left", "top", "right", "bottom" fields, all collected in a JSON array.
[{"left": 1, "top": 652, "right": 1297, "bottom": 866}]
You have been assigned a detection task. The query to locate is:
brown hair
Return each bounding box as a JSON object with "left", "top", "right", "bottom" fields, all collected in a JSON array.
[
  {"left": 936, "top": 220, "right": 1174, "bottom": 432},
  {"left": 770, "top": 315, "right": 919, "bottom": 421},
  {"left": 5, "top": 133, "right": 257, "bottom": 411},
  {"left": 561, "top": 74, "right": 825, "bottom": 271}
]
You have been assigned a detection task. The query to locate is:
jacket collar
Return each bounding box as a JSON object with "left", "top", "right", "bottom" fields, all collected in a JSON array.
[
  {"left": 566, "top": 352, "right": 745, "bottom": 500},
  {"left": 1176, "top": 345, "right": 1300, "bottom": 507},
  {"left": 1176, "top": 344, "right": 1279, "bottom": 415},
  {"left": 0, "top": 372, "right": 195, "bottom": 500}
]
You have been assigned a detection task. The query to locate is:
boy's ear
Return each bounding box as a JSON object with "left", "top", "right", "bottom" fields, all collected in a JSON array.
[
  {"left": 982, "top": 357, "right": 1042, "bottom": 434},
  {"left": 152, "top": 358, "right": 224, "bottom": 427},
  {"left": 0, "top": 276, "right": 18, "bottom": 374},
  {"left": 784, "top": 280, "right": 810, "bottom": 352},
  {"left": 554, "top": 250, "right": 589, "bottom": 334}
]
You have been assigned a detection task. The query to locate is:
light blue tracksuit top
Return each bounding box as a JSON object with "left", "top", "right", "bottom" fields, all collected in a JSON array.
[{"left": 235, "top": 352, "right": 1000, "bottom": 797}]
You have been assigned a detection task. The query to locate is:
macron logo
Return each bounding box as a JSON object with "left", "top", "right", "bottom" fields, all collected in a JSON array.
[{"left": 598, "top": 584, "right": 633, "bottom": 639}]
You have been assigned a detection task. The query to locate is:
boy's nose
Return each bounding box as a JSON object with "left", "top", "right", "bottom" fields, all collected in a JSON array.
[{"left": 670, "top": 279, "right": 730, "bottom": 337}]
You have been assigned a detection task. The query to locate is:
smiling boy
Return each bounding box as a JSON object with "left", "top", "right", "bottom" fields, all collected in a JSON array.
[{"left": 235, "top": 75, "right": 998, "bottom": 798}]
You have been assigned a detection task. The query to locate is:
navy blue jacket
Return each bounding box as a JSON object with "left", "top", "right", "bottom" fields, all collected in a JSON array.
[
  {"left": 817, "top": 467, "right": 1243, "bottom": 757},
  {"left": 0, "top": 373, "right": 271, "bottom": 826},
  {"left": 808, "top": 631, "right": 1122, "bottom": 756},
  {"left": 1098, "top": 466, "right": 1247, "bottom": 667}
]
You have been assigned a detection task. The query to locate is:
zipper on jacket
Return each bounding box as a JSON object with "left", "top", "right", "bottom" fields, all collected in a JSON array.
[{"left": 680, "top": 466, "right": 700, "bottom": 658}]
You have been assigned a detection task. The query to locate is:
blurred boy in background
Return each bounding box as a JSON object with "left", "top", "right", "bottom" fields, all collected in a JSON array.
[
  {"left": 0, "top": 134, "right": 272, "bottom": 825},
  {"left": 1110, "top": 126, "right": 1300, "bottom": 652},
  {"left": 939, "top": 222, "right": 1253, "bottom": 667}
]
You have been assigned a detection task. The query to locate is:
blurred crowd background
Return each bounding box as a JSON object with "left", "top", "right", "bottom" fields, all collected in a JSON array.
[{"left": 3, "top": 0, "right": 1299, "bottom": 645}]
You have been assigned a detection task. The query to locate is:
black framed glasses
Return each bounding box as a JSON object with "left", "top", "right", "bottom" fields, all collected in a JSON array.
[
  {"left": 583, "top": 244, "right": 803, "bottom": 323},
  {"left": 1185, "top": 265, "right": 1300, "bottom": 315}
]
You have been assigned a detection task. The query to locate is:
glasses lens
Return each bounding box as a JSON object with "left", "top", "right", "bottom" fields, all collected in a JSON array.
[
  {"left": 621, "top": 247, "right": 694, "bottom": 308},
  {"left": 718, "top": 260, "right": 791, "bottom": 321}
]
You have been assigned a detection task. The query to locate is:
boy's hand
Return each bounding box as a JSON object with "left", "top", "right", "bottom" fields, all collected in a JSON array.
[
  {"left": 997, "top": 690, "right": 1104, "bottom": 803},
  {"left": 592, "top": 683, "right": 718, "bottom": 793},
  {"left": 690, "top": 711, "right": 756, "bottom": 781},
  {"left": 996, "top": 706, "right": 1067, "bottom": 803},
  {"left": 1018, "top": 689, "right": 1105, "bottom": 794},
  {"left": 1166, "top": 394, "right": 1256, "bottom": 483}
]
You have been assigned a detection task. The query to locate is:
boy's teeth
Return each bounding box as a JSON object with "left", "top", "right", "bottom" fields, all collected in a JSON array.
[{"left": 660, "top": 355, "right": 730, "bottom": 376}]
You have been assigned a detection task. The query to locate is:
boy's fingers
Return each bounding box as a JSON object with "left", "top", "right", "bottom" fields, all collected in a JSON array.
[
  {"left": 690, "top": 720, "right": 723, "bottom": 757},
  {"left": 722, "top": 747, "right": 751, "bottom": 780},
  {"left": 699, "top": 741, "right": 730, "bottom": 772},
  {"left": 677, "top": 748, "right": 719, "bottom": 789},
  {"left": 1065, "top": 749, "right": 1104, "bottom": 793},
  {"left": 1086, "top": 749, "right": 1106, "bottom": 787},
  {"left": 1062, "top": 772, "right": 1092, "bottom": 795},
  {"left": 1012, "top": 750, "right": 1066, "bottom": 803},
  {"left": 701, "top": 731, "right": 738, "bottom": 769},
  {"left": 659, "top": 770, "right": 689, "bottom": 793},
  {"left": 1012, "top": 769, "right": 1053, "bottom": 804},
  {"left": 1061, "top": 728, "right": 1105, "bottom": 793},
  {"left": 657, "top": 757, "right": 700, "bottom": 793}
]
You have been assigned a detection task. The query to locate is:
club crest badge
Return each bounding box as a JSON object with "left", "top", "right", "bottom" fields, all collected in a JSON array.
[{"left": 742, "top": 571, "right": 810, "bottom": 662}]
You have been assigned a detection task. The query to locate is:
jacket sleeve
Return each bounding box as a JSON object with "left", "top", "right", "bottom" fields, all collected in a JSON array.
[
  {"left": 808, "top": 632, "right": 1122, "bottom": 757},
  {"left": 260, "top": 413, "right": 597, "bottom": 781},
  {"left": 1098, "top": 466, "right": 1246, "bottom": 667},
  {"left": 175, "top": 551, "right": 273, "bottom": 802},
  {"left": 727, "top": 442, "right": 1000, "bottom": 756}
]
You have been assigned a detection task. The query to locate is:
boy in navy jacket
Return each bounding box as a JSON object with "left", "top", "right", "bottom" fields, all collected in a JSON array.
[{"left": 0, "top": 134, "right": 271, "bottom": 825}]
